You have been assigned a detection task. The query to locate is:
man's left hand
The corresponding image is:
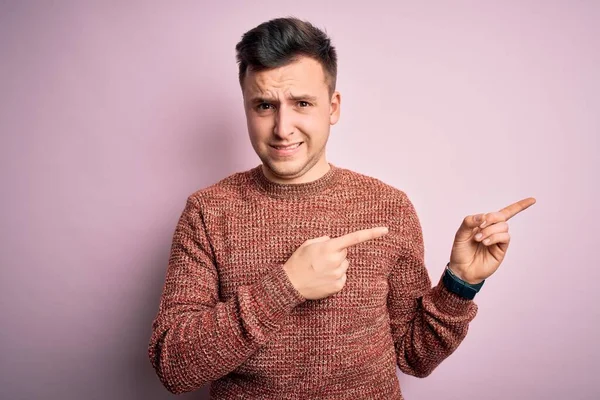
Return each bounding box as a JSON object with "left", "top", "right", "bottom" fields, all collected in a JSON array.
[{"left": 448, "top": 197, "right": 537, "bottom": 284}]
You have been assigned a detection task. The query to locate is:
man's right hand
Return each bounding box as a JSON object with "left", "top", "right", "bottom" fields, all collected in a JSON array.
[{"left": 283, "top": 227, "right": 389, "bottom": 300}]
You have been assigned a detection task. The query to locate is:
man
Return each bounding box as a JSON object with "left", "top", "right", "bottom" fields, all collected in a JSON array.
[{"left": 148, "top": 17, "right": 535, "bottom": 399}]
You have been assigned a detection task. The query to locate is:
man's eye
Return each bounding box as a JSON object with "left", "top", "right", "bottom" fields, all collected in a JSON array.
[
  {"left": 258, "top": 103, "right": 273, "bottom": 110},
  {"left": 298, "top": 101, "right": 310, "bottom": 107}
]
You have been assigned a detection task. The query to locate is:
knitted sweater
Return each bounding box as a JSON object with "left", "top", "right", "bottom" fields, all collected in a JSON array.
[{"left": 148, "top": 164, "right": 478, "bottom": 399}]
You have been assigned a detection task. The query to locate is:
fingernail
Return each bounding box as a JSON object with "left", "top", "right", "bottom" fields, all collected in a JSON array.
[
  {"left": 483, "top": 238, "right": 490, "bottom": 245},
  {"left": 480, "top": 220, "right": 487, "bottom": 228},
  {"left": 475, "top": 233, "right": 483, "bottom": 240}
]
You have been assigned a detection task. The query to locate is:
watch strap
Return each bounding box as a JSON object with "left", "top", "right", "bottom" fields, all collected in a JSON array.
[{"left": 442, "top": 262, "right": 484, "bottom": 300}]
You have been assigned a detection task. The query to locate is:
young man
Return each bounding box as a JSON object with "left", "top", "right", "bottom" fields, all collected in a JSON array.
[{"left": 148, "top": 17, "right": 535, "bottom": 399}]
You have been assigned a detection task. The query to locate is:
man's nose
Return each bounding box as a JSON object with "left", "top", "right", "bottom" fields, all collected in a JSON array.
[{"left": 273, "top": 107, "right": 295, "bottom": 139}]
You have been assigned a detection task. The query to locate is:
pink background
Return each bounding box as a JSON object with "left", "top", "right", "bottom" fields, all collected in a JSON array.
[{"left": 1, "top": 1, "right": 598, "bottom": 399}]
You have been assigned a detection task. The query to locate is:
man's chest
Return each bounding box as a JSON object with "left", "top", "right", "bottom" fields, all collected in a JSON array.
[{"left": 205, "top": 200, "right": 399, "bottom": 309}]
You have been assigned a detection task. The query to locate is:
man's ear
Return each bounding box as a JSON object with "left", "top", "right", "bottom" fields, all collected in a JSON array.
[{"left": 330, "top": 91, "right": 341, "bottom": 125}]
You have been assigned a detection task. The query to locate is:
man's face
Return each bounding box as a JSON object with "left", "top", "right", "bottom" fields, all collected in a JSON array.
[{"left": 242, "top": 56, "right": 341, "bottom": 184}]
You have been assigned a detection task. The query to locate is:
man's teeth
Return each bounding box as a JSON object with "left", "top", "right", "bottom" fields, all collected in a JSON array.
[{"left": 275, "top": 143, "right": 301, "bottom": 149}]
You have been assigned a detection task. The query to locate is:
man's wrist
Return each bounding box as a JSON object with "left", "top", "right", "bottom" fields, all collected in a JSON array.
[{"left": 443, "top": 262, "right": 484, "bottom": 300}]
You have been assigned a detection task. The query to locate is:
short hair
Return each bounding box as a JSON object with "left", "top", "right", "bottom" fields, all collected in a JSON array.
[{"left": 235, "top": 17, "right": 338, "bottom": 95}]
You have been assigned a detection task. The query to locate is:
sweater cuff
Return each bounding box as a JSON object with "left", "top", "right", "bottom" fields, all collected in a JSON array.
[
  {"left": 430, "top": 274, "right": 476, "bottom": 316},
  {"left": 247, "top": 266, "right": 306, "bottom": 325}
]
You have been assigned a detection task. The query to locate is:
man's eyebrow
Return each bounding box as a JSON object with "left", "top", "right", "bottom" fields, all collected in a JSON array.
[
  {"left": 287, "top": 94, "right": 318, "bottom": 102},
  {"left": 248, "top": 96, "right": 273, "bottom": 104},
  {"left": 249, "top": 94, "right": 318, "bottom": 104}
]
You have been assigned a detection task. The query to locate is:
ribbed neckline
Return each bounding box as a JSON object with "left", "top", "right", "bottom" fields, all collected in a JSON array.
[{"left": 250, "top": 163, "right": 341, "bottom": 199}]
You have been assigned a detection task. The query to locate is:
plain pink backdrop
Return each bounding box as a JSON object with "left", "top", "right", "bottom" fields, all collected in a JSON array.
[{"left": 1, "top": 1, "right": 598, "bottom": 399}]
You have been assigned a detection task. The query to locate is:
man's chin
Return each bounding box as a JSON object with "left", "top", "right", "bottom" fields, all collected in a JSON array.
[{"left": 263, "top": 159, "right": 309, "bottom": 181}]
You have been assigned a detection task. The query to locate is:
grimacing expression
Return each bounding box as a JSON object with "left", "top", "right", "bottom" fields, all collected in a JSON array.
[{"left": 242, "top": 56, "right": 341, "bottom": 184}]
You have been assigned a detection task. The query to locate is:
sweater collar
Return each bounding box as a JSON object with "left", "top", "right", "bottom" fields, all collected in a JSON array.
[{"left": 250, "top": 163, "right": 341, "bottom": 199}]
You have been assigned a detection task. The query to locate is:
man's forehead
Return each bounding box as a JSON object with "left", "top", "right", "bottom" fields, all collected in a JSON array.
[{"left": 243, "top": 57, "right": 327, "bottom": 96}]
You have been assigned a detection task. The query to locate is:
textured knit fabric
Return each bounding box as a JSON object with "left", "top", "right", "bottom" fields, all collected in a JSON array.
[{"left": 148, "top": 164, "right": 478, "bottom": 399}]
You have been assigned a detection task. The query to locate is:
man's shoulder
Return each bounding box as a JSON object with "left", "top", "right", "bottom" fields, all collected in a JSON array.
[
  {"left": 338, "top": 166, "right": 408, "bottom": 203},
  {"left": 186, "top": 166, "right": 256, "bottom": 205}
]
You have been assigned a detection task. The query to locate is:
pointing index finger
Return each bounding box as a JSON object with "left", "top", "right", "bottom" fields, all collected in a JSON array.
[
  {"left": 499, "top": 197, "right": 536, "bottom": 221},
  {"left": 328, "top": 227, "right": 389, "bottom": 250}
]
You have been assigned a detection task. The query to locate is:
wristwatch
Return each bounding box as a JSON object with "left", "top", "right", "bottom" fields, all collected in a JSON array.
[{"left": 442, "top": 262, "right": 484, "bottom": 300}]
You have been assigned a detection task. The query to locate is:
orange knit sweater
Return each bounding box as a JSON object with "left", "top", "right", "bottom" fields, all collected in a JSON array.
[{"left": 148, "top": 164, "right": 478, "bottom": 399}]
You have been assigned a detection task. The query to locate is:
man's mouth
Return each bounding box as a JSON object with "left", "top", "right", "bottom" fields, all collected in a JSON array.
[{"left": 271, "top": 143, "right": 302, "bottom": 150}]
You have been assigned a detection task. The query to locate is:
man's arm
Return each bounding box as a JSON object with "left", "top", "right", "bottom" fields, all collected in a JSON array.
[
  {"left": 148, "top": 195, "right": 306, "bottom": 394},
  {"left": 387, "top": 193, "right": 478, "bottom": 378}
]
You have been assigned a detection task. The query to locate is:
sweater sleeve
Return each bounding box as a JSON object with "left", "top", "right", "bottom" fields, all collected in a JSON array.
[
  {"left": 148, "top": 195, "right": 306, "bottom": 394},
  {"left": 387, "top": 193, "right": 478, "bottom": 378}
]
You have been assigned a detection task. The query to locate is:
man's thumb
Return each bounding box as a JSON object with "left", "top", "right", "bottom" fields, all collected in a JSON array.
[{"left": 302, "top": 235, "right": 331, "bottom": 247}]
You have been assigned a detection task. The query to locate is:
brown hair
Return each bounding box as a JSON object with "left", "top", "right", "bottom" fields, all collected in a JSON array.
[{"left": 235, "top": 17, "right": 338, "bottom": 95}]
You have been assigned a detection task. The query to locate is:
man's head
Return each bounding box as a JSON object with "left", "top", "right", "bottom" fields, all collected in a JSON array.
[{"left": 235, "top": 17, "right": 341, "bottom": 184}]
